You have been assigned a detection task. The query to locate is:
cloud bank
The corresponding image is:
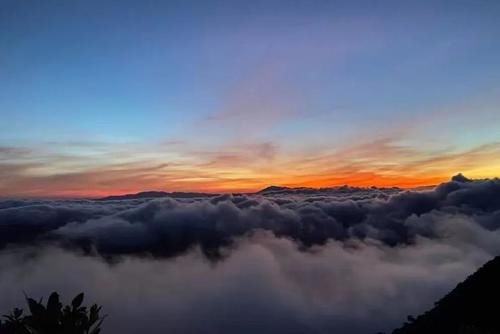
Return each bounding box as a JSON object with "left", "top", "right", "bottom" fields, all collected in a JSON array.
[{"left": 0, "top": 175, "right": 499, "bottom": 333}]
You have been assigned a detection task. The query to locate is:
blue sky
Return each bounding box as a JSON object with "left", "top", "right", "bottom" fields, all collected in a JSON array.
[{"left": 1, "top": 0, "right": 500, "bottom": 196}]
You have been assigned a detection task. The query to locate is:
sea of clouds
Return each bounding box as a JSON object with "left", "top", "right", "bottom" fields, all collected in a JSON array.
[{"left": 0, "top": 174, "right": 499, "bottom": 334}]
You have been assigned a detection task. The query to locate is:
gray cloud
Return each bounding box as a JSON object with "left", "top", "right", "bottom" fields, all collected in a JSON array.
[
  {"left": 0, "top": 223, "right": 497, "bottom": 334},
  {"left": 1, "top": 175, "right": 499, "bottom": 257},
  {"left": 0, "top": 176, "right": 499, "bottom": 333}
]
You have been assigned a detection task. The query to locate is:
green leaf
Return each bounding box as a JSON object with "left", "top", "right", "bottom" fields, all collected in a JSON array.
[
  {"left": 14, "top": 308, "right": 23, "bottom": 318},
  {"left": 26, "top": 298, "right": 45, "bottom": 317},
  {"left": 72, "top": 293, "right": 84, "bottom": 309},
  {"left": 7, "top": 292, "right": 105, "bottom": 334},
  {"left": 89, "top": 317, "right": 105, "bottom": 334},
  {"left": 47, "top": 292, "right": 61, "bottom": 314}
]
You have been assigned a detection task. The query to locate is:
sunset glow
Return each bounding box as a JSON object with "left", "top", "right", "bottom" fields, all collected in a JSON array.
[
  {"left": 3, "top": 2, "right": 500, "bottom": 334},
  {"left": 1, "top": 1, "right": 500, "bottom": 197}
]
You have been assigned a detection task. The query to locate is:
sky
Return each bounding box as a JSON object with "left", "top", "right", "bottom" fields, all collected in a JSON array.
[{"left": 1, "top": 0, "right": 500, "bottom": 197}]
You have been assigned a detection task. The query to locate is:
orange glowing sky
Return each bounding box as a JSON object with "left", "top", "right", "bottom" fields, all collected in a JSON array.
[
  {"left": 2, "top": 1, "right": 500, "bottom": 198},
  {"left": 2, "top": 132, "right": 500, "bottom": 198}
]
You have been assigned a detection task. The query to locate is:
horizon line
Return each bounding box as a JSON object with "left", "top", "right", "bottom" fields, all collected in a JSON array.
[{"left": 2, "top": 173, "right": 482, "bottom": 200}]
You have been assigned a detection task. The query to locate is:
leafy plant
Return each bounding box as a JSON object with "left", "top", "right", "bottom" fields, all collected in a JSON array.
[{"left": 0, "top": 292, "right": 105, "bottom": 334}]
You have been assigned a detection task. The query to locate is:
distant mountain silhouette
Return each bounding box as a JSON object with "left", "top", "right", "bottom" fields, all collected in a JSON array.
[
  {"left": 256, "top": 185, "right": 292, "bottom": 194},
  {"left": 257, "top": 184, "right": 404, "bottom": 195},
  {"left": 388, "top": 255, "right": 500, "bottom": 334},
  {"left": 101, "top": 184, "right": 408, "bottom": 200},
  {"left": 451, "top": 173, "right": 472, "bottom": 183},
  {"left": 101, "top": 179, "right": 445, "bottom": 200},
  {"left": 99, "top": 191, "right": 216, "bottom": 200}
]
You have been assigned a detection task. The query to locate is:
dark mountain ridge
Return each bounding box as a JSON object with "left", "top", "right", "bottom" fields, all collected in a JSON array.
[
  {"left": 101, "top": 184, "right": 406, "bottom": 200},
  {"left": 99, "top": 191, "right": 217, "bottom": 201},
  {"left": 388, "top": 255, "right": 500, "bottom": 334}
]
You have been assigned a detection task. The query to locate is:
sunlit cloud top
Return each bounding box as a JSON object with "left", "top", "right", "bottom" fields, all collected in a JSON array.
[{"left": 1, "top": 0, "right": 500, "bottom": 197}]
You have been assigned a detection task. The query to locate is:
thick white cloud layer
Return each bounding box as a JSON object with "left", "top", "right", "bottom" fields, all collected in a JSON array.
[{"left": 0, "top": 176, "right": 499, "bottom": 333}]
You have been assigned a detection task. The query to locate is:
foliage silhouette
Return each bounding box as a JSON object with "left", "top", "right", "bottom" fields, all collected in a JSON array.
[{"left": 0, "top": 292, "right": 105, "bottom": 334}]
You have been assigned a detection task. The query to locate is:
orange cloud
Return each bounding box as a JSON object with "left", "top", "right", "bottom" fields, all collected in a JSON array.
[{"left": 1, "top": 137, "right": 500, "bottom": 198}]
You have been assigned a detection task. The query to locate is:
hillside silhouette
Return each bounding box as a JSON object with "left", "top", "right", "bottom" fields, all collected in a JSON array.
[{"left": 389, "top": 255, "right": 500, "bottom": 334}]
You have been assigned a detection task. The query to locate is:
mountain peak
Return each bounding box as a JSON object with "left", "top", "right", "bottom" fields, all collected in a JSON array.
[
  {"left": 451, "top": 173, "right": 471, "bottom": 183},
  {"left": 257, "top": 186, "right": 291, "bottom": 194}
]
